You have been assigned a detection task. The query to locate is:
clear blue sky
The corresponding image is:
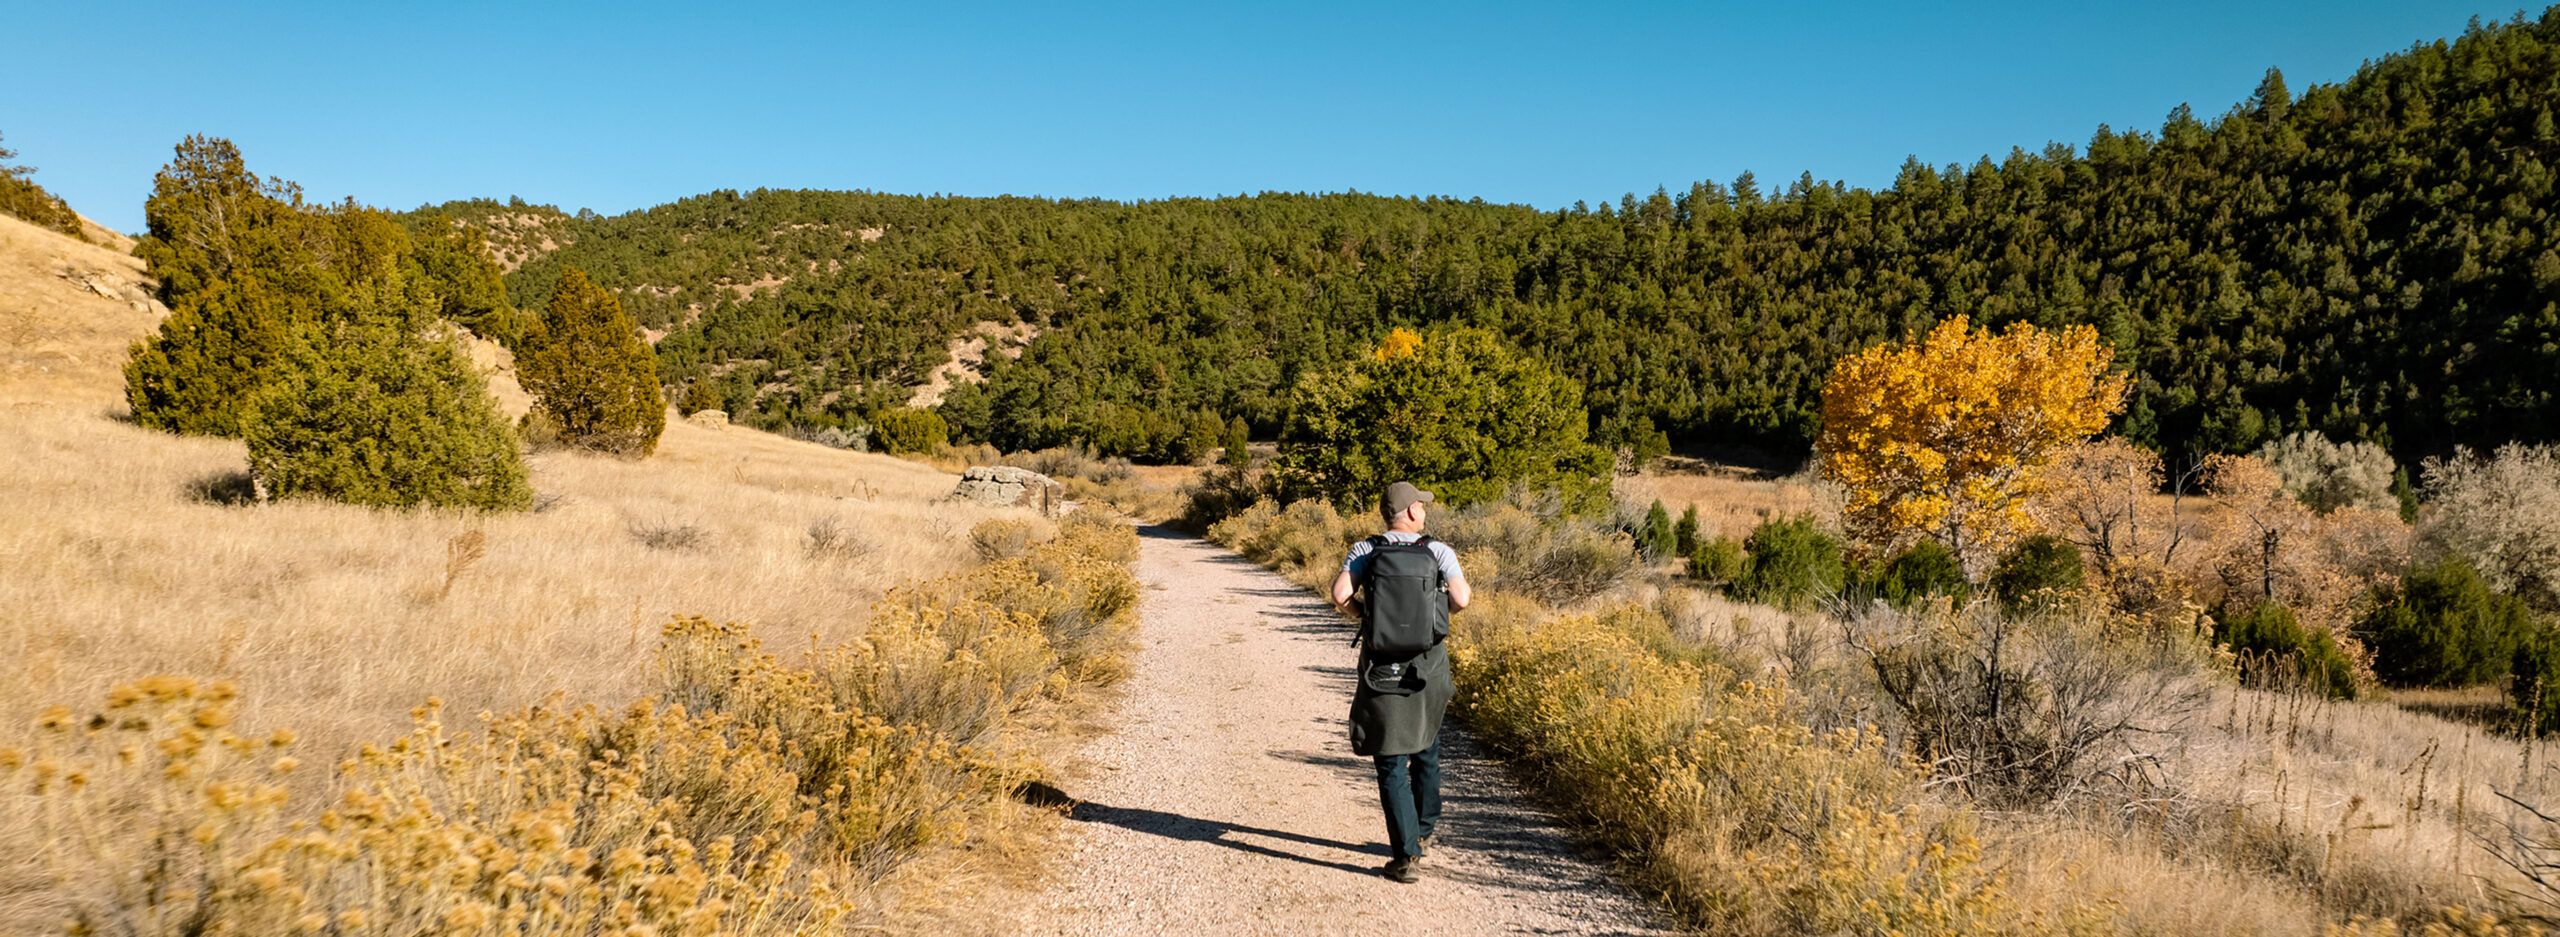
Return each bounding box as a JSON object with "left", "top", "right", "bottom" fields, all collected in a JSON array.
[{"left": 2, "top": 0, "right": 2522, "bottom": 234}]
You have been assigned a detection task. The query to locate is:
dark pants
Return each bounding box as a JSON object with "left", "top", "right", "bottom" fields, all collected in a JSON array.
[{"left": 1372, "top": 741, "right": 1441, "bottom": 859}]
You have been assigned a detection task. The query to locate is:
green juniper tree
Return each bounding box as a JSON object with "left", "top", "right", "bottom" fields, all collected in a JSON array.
[
  {"left": 125, "top": 136, "right": 327, "bottom": 436},
  {"left": 245, "top": 268, "right": 530, "bottom": 511},
  {"left": 1222, "top": 415, "right": 1251, "bottom": 468},
  {"left": 518, "top": 268, "right": 666, "bottom": 457},
  {"left": 1639, "top": 500, "right": 1677, "bottom": 561},
  {"left": 872, "top": 407, "right": 948, "bottom": 455},
  {"left": 1272, "top": 327, "right": 1612, "bottom": 513}
]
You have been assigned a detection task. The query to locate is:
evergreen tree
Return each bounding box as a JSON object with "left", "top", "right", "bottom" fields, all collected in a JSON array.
[
  {"left": 404, "top": 212, "right": 516, "bottom": 346},
  {"left": 680, "top": 379, "right": 722, "bottom": 416},
  {"left": 124, "top": 136, "right": 324, "bottom": 436},
  {"left": 244, "top": 271, "right": 530, "bottom": 511},
  {"left": 1878, "top": 540, "right": 1971, "bottom": 608},
  {"left": 1739, "top": 515, "right": 1846, "bottom": 608},
  {"left": 1639, "top": 500, "right": 1677, "bottom": 560},
  {"left": 1272, "top": 327, "right": 1612, "bottom": 513},
  {"left": 1989, "top": 536, "right": 2088, "bottom": 617},
  {"left": 518, "top": 268, "right": 666, "bottom": 457},
  {"left": 2360, "top": 557, "right": 2534, "bottom": 688},
  {"left": 1222, "top": 415, "right": 1251, "bottom": 468},
  {"left": 1674, "top": 504, "right": 1701, "bottom": 557}
]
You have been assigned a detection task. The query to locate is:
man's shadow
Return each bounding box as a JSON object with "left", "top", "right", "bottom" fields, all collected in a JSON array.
[{"left": 1019, "top": 781, "right": 1384, "bottom": 877}]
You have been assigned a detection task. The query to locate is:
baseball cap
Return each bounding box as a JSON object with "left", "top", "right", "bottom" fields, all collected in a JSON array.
[{"left": 1381, "top": 481, "right": 1435, "bottom": 519}]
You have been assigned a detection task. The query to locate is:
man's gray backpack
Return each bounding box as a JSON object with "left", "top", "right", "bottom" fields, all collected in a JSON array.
[{"left": 1360, "top": 535, "right": 1449, "bottom": 656}]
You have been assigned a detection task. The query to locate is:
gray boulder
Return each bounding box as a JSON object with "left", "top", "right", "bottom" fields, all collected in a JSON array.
[{"left": 952, "top": 465, "right": 1065, "bottom": 516}]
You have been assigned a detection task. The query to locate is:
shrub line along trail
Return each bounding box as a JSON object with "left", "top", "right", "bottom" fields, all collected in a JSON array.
[{"left": 1005, "top": 525, "right": 1671, "bottom": 936}]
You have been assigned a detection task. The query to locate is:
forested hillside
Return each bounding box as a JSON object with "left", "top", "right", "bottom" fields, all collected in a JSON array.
[{"left": 423, "top": 11, "right": 2560, "bottom": 465}]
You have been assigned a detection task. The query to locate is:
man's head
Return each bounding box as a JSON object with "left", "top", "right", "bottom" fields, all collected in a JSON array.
[{"left": 1381, "top": 481, "right": 1434, "bottom": 531}]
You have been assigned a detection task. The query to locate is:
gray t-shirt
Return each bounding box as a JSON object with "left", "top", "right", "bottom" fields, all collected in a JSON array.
[{"left": 1341, "top": 531, "right": 1465, "bottom": 585}]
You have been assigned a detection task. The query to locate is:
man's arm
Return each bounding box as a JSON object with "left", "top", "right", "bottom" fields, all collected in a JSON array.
[
  {"left": 1433, "top": 541, "right": 1472, "bottom": 610},
  {"left": 1330, "top": 569, "right": 1357, "bottom": 611}
]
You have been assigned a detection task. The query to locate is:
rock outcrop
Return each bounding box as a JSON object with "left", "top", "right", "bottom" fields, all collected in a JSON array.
[{"left": 951, "top": 465, "right": 1064, "bottom": 516}]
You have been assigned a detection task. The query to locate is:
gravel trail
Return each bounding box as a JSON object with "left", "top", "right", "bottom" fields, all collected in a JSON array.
[{"left": 1010, "top": 526, "right": 1674, "bottom": 936}]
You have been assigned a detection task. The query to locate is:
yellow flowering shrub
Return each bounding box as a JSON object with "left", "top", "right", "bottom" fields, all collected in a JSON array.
[
  {"left": 1453, "top": 603, "right": 2112, "bottom": 936},
  {"left": 2329, "top": 908, "right": 2548, "bottom": 937},
  {"left": 1205, "top": 498, "right": 1359, "bottom": 593},
  {"left": 0, "top": 678, "right": 854, "bottom": 936},
  {"left": 1, "top": 517, "right": 1144, "bottom": 935}
]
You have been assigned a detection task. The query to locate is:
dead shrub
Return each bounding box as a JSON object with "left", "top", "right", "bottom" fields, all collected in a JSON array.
[
  {"left": 628, "top": 516, "right": 709, "bottom": 552},
  {"left": 1846, "top": 601, "right": 2209, "bottom": 810},
  {"left": 184, "top": 469, "right": 262, "bottom": 506},
  {"left": 807, "top": 515, "right": 875, "bottom": 560}
]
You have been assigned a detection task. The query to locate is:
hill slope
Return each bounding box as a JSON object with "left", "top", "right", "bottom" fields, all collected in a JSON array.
[
  {"left": 430, "top": 11, "right": 2560, "bottom": 468},
  {"left": 0, "top": 212, "right": 163, "bottom": 409}
]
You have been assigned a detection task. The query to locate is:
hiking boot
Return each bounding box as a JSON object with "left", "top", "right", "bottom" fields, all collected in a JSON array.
[
  {"left": 1417, "top": 832, "right": 1432, "bottom": 857},
  {"left": 1382, "top": 855, "right": 1420, "bottom": 883}
]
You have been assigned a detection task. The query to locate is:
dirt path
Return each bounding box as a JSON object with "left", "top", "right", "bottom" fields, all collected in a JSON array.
[{"left": 1005, "top": 526, "right": 1674, "bottom": 936}]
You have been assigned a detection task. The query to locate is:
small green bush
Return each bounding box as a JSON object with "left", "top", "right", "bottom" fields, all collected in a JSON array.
[
  {"left": 1878, "top": 540, "right": 1971, "bottom": 608},
  {"left": 245, "top": 317, "right": 531, "bottom": 512},
  {"left": 680, "top": 379, "right": 723, "bottom": 416},
  {"left": 2359, "top": 556, "right": 2532, "bottom": 688},
  {"left": 2214, "top": 602, "right": 2357, "bottom": 699},
  {"left": 1739, "top": 515, "right": 1845, "bottom": 607},
  {"left": 1988, "top": 535, "right": 2084, "bottom": 617},
  {"left": 874, "top": 407, "right": 948, "bottom": 454},
  {"left": 1175, "top": 462, "right": 1266, "bottom": 533},
  {"left": 1673, "top": 504, "right": 1700, "bottom": 557},
  {"left": 0, "top": 169, "right": 83, "bottom": 240},
  {"left": 1637, "top": 499, "right": 1677, "bottom": 561},
  {"left": 1687, "top": 536, "right": 1746, "bottom": 587}
]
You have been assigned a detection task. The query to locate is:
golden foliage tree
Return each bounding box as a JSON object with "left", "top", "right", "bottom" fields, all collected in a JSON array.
[
  {"left": 1816, "top": 316, "right": 2128, "bottom": 576},
  {"left": 518, "top": 268, "right": 665, "bottom": 457}
]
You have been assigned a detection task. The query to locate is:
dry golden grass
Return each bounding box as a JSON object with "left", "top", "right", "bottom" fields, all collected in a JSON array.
[
  {"left": 1617, "top": 459, "right": 1837, "bottom": 542},
  {"left": 1970, "top": 681, "right": 2560, "bottom": 937},
  {"left": 0, "top": 403, "right": 1048, "bottom": 771}
]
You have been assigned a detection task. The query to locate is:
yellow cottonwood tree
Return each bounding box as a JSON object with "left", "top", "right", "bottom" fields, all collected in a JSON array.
[{"left": 1817, "top": 316, "right": 2127, "bottom": 577}]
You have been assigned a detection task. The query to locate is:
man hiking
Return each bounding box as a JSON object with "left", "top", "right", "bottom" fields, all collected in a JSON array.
[{"left": 1331, "top": 481, "right": 1471, "bottom": 883}]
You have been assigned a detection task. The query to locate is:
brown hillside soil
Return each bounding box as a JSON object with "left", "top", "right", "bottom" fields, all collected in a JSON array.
[
  {"left": 960, "top": 527, "right": 1674, "bottom": 937},
  {"left": 0, "top": 212, "right": 163, "bottom": 409}
]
